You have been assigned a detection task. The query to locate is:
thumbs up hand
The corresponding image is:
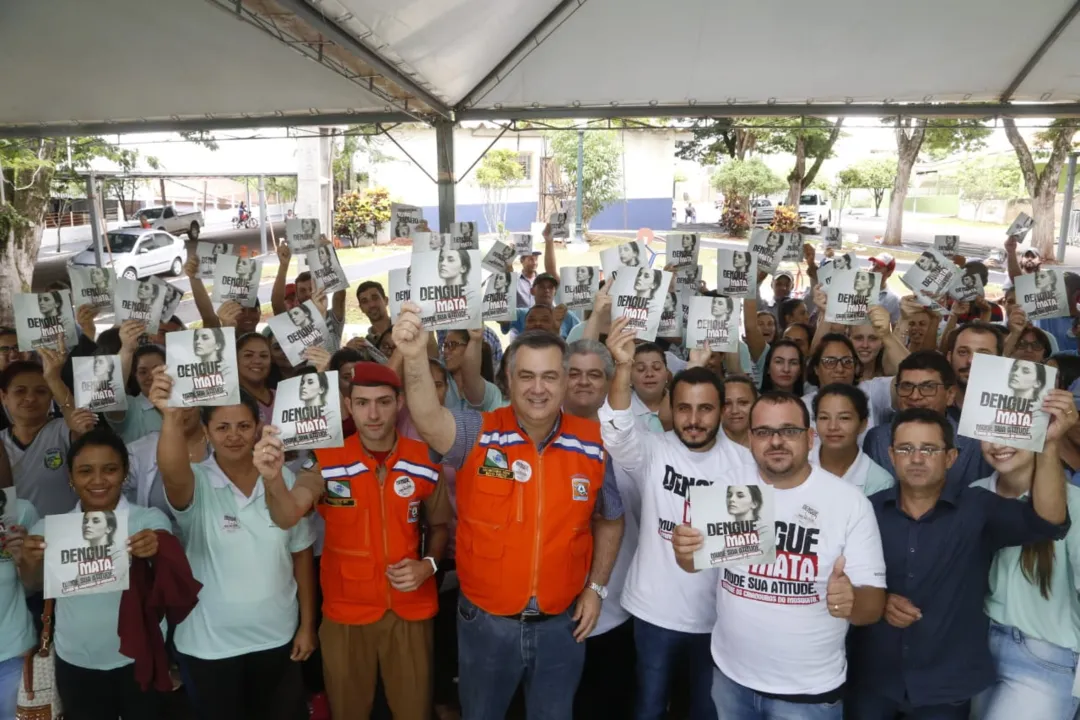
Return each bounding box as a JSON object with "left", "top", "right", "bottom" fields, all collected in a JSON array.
[{"left": 825, "top": 555, "right": 854, "bottom": 619}]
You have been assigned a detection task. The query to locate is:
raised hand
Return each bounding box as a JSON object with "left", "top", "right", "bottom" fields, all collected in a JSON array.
[
  {"left": 1043, "top": 389, "right": 1079, "bottom": 443},
  {"left": 867, "top": 306, "right": 891, "bottom": 336},
  {"left": 147, "top": 365, "right": 177, "bottom": 413},
  {"left": 76, "top": 304, "right": 99, "bottom": 340},
  {"left": 392, "top": 302, "right": 429, "bottom": 359},
  {"left": 253, "top": 425, "right": 286, "bottom": 482},
  {"left": 217, "top": 301, "right": 242, "bottom": 328},
  {"left": 183, "top": 253, "right": 200, "bottom": 279},
  {"left": 119, "top": 319, "right": 147, "bottom": 352},
  {"left": 604, "top": 316, "right": 636, "bottom": 366}
]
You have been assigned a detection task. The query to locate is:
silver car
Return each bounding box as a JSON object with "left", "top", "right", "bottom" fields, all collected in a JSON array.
[{"left": 68, "top": 227, "right": 186, "bottom": 280}]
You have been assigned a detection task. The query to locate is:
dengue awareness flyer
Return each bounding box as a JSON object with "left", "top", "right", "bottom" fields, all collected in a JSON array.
[
  {"left": 266, "top": 300, "right": 331, "bottom": 366},
  {"left": 72, "top": 355, "right": 128, "bottom": 413},
  {"left": 285, "top": 217, "right": 321, "bottom": 253},
  {"left": 166, "top": 327, "right": 240, "bottom": 408},
  {"left": 211, "top": 255, "right": 263, "bottom": 308},
  {"left": 715, "top": 249, "right": 756, "bottom": 298},
  {"left": 609, "top": 266, "right": 672, "bottom": 342},
  {"left": 816, "top": 253, "right": 856, "bottom": 288},
  {"left": 273, "top": 372, "right": 344, "bottom": 451},
  {"left": 410, "top": 232, "right": 443, "bottom": 254},
  {"left": 68, "top": 266, "right": 116, "bottom": 312},
  {"left": 449, "top": 222, "right": 479, "bottom": 250},
  {"left": 782, "top": 232, "right": 804, "bottom": 263},
  {"left": 512, "top": 232, "right": 533, "bottom": 257},
  {"left": 948, "top": 267, "right": 985, "bottom": 303},
  {"left": 1015, "top": 268, "right": 1072, "bottom": 320},
  {"left": 749, "top": 229, "right": 789, "bottom": 274},
  {"left": 412, "top": 249, "right": 483, "bottom": 331},
  {"left": 151, "top": 278, "right": 184, "bottom": 328},
  {"left": 958, "top": 354, "right": 1056, "bottom": 452},
  {"left": 112, "top": 278, "right": 165, "bottom": 336},
  {"left": 549, "top": 212, "right": 570, "bottom": 239},
  {"left": 600, "top": 241, "right": 646, "bottom": 281},
  {"left": 390, "top": 204, "right": 425, "bottom": 240},
  {"left": 481, "top": 239, "right": 517, "bottom": 274},
  {"left": 685, "top": 295, "right": 741, "bottom": 353},
  {"left": 656, "top": 291, "right": 683, "bottom": 338},
  {"left": 482, "top": 271, "right": 517, "bottom": 322},
  {"left": 900, "top": 249, "right": 957, "bottom": 308},
  {"left": 690, "top": 483, "right": 776, "bottom": 570},
  {"left": 673, "top": 265, "right": 702, "bottom": 295},
  {"left": 306, "top": 244, "right": 349, "bottom": 294},
  {"left": 14, "top": 291, "right": 79, "bottom": 353},
  {"left": 44, "top": 510, "right": 130, "bottom": 599},
  {"left": 557, "top": 266, "right": 600, "bottom": 311},
  {"left": 388, "top": 267, "right": 410, "bottom": 320},
  {"left": 934, "top": 235, "right": 960, "bottom": 258},
  {"left": 667, "top": 234, "right": 700, "bottom": 268},
  {"left": 196, "top": 241, "right": 232, "bottom": 280},
  {"left": 1007, "top": 212, "right": 1035, "bottom": 241},
  {"left": 825, "top": 270, "right": 880, "bottom": 325}
]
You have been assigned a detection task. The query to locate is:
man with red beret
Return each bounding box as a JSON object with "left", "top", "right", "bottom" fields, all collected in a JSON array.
[{"left": 254, "top": 361, "right": 451, "bottom": 720}]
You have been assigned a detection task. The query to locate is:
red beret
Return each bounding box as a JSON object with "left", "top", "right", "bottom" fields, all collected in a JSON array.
[{"left": 350, "top": 361, "right": 401, "bottom": 390}]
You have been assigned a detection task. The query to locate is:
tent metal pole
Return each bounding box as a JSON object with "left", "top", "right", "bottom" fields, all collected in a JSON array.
[
  {"left": 1057, "top": 153, "right": 1078, "bottom": 263},
  {"left": 436, "top": 119, "right": 456, "bottom": 233}
]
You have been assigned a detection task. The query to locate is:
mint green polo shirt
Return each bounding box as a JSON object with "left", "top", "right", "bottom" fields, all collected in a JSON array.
[
  {"left": 106, "top": 394, "right": 163, "bottom": 444},
  {"left": 170, "top": 460, "right": 315, "bottom": 660},
  {"left": 30, "top": 498, "right": 171, "bottom": 670},
  {"left": 0, "top": 499, "right": 39, "bottom": 663},
  {"left": 444, "top": 375, "right": 503, "bottom": 412},
  {"left": 974, "top": 475, "right": 1080, "bottom": 652}
]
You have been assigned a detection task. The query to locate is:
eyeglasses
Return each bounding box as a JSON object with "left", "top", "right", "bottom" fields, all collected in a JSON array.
[
  {"left": 896, "top": 381, "right": 948, "bottom": 397},
  {"left": 442, "top": 340, "right": 467, "bottom": 352},
  {"left": 750, "top": 426, "right": 808, "bottom": 440},
  {"left": 0, "top": 346, "right": 17, "bottom": 354},
  {"left": 819, "top": 356, "right": 855, "bottom": 369},
  {"left": 893, "top": 445, "right": 947, "bottom": 457},
  {"left": 1016, "top": 340, "right": 1044, "bottom": 352}
]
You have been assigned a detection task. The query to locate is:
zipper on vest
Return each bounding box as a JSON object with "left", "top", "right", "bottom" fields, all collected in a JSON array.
[
  {"left": 529, "top": 448, "right": 544, "bottom": 600},
  {"left": 377, "top": 463, "right": 391, "bottom": 608}
]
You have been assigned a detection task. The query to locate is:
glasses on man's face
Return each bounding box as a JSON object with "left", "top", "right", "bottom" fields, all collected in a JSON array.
[
  {"left": 819, "top": 356, "right": 855, "bottom": 370},
  {"left": 896, "top": 381, "right": 947, "bottom": 397},
  {"left": 893, "top": 445, "right": 947, "bottom": 458},
  {"left": 442, "top": 340, "right": 467, "bottom": 352},
  {"left": 1016, "top": 340, "right": 1044, "bottom": 352},
  {"left": 0, "top": 346, "right": 17, "bottom": 355},
  {"left": 750, "top": 426, "right": 808, "bottom": 440}
]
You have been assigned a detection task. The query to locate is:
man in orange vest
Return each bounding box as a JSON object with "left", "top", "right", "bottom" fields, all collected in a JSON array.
[
  {"left": 392, "top": 301, "right": 625, "bottom": 720},
  {"left": 254, "top": 362, "right": 451, "bottom": 720}
]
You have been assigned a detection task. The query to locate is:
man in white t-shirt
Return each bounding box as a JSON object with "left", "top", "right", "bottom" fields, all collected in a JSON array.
[
  {"left": 672, "top": 391, "right": 887, "bottom": 719},
  {"left": 601, "top": 317, "right": 754, "bottom": 720}
]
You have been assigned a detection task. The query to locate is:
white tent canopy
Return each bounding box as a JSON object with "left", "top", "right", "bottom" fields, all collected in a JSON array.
[{"left": 3, "top": 0, "right": 1080, "bottom": 138}]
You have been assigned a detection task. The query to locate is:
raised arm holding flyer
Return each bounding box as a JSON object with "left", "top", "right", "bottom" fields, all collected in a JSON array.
[
  {"left": 285, "top": 217, "right": 320, "bottom": 253},
  {"left": 271, "top": 371, "right": 344, "bottom": 450},
  {"left": 211, "top": 254, "right": 263, "bottom": 308},
  {"left": 68, "top": 266, "right": 116, "bottom": 312},
  {"left": 609, "top": 265, "right": 672, "bottom": 341},
  {"left": 715, "top": 249, "right": 756, "bottom": 297},
  {"left": 166, "top": 327, "right": 240, "bottom": 407},
  {"left": 72, "top": 355, "right": 128, "bottom": 413},
  {"left": 266, "top": 300, "right": 331, "bottom": 366},
  {"left": 1015, "top": 268, "right": 1071, "bottom": 320},
  {"left": 412, "top": 248, "right": 483, "bottom": 330},
  {"left": 557, "top": 266, "right": 600, "bottom": 311},
  {"left": 685, "top": 295, "right": 741, "bottom": 352}
]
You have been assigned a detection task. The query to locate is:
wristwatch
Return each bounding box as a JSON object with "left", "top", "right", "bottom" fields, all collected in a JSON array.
[
  {"left": 423, "top": 556, "right": 438, "bottom": 574},
  {"left": 588, "top": 582, "right": 608, "bottom": 600}
]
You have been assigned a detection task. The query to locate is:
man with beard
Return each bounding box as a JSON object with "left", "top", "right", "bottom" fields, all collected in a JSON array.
[
  {"left": 945, "top": 321, "right": 1004, "bottom": 419},
  {"left": 671, "top": 392, "right": 886, "bottom": 719},
  {"left": 600, "top": 317, "right": 754, "bottom": 720},
  {"left": 862, "top": 351, "right": 993, "bottom": 488}
]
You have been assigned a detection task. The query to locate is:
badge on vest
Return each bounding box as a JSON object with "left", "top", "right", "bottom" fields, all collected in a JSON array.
[
  {"left": 572, "top": 475, "right": 590, "bottom": 502},
  {"left": 484, "top": 448, "right": 509, "bottom": 469},
  {"left": 44, "top": 448, "right": 63, "bottom": 470},
  {"left": 477, "top": 465, "right": 515, "bottom": 480},
  {"left": 222, "top": 514, "right": 241, "bottom": 532},
  {"left": 325, "top": 479, "right": 356, "bottom": 507},
  {"left": 393, "top": 476, "right": 415, "bottom": 498},
  {"left": 408, "top": 500, "right": 420, "bottom": 523},
  {"left": 512, "top": 459, "right": 532, "bottom": 483}
]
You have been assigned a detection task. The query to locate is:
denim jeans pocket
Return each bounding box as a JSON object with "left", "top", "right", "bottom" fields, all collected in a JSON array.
[
  {"left": 1019, "top": 634, "right": 1077, "bottom": 674},
  {"left": 457, "top": 596, "right": 480, "bottom": 623}
]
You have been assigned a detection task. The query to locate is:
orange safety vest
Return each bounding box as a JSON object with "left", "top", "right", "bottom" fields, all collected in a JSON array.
[
  {"left": 457, "top": 406, "right": 606, "bottom": 616},
  {"left": 314, "top": 434, "right": 441, "bottom": 625}
]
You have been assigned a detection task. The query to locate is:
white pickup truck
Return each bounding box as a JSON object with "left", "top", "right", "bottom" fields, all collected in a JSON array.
[
  {"left": 797, "top": 190, "right": 831, "bottom": 234},
  {"left": 125, "top": 205, "right": 204, "bottom": 240}
]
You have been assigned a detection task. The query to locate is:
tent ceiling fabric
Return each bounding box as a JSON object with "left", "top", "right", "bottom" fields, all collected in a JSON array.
[
  {"left": 0, "top": 0, "right": 390, "bottom": 130},
  {"left": 1014, "top": 5, "right": 1080, "bottom": 99}
]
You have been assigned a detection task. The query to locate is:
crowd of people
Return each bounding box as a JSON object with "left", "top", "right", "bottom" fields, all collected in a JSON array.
[{"left": 0, "top": 221, "right": 1078, "bottom": 720}]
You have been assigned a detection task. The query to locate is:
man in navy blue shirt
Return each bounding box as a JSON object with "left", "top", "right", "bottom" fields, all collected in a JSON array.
[
  {"left": 863, "top": 351, "right": 992, "bottom": 488},
  {"left": 849, "top": 406, "right": 1073, "bottom": 718}
]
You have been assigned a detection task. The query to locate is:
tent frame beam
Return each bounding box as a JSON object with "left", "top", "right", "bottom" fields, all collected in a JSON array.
[
  {"left": 457, "top": 0, "right": 587, "bottom": 111},
  {"left": 266, "top": 0, "right": 452, "bottom": 119},
  {"left": 1000, "top": 0, "right": 1080, "bottom": 102},
  {"left": 457, "top": 102, "right": 1080, "bottom": 121}
]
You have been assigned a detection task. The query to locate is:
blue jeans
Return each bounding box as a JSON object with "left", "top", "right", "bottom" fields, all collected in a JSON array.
[
  {"left": 971, "top": 621, "right": 1080, "bottom": 720},
  {"left": 633, "top": 617, "right": 716, "bottom": 720},
  {"left": 0, "top": 655, "right": 22, "bottom": 720},
  {"left": 457, "top": 594, "right": 585, "bottom": 720},
  {"left": 846, "top": 688, "right": 968, "bottom": 719},
  {"left": 711, "top": 666, "right": 843, "bottom": 720}
]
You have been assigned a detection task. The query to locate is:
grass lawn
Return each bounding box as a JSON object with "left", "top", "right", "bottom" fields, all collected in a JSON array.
[{"left": 921, "top": 216, "right": 1008, "bottom": 231}]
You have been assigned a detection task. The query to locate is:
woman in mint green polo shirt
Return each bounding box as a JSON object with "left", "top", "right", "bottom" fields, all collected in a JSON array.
[
  {"left": 0, "top": 489, "right": 39, "bottom": 720},
  {"left": 971, "top": 435, "right": 1080, "bottom": 720},
  {"left": 150, "top": 373, "right": 316, "bottom": 720},
  {"left": 17, "top": 429, "right": 175, "bottom": 719}
]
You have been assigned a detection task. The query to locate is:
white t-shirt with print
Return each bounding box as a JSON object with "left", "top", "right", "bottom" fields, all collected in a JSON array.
[
  {"left": 711, "top": 466, "right": 886, "bottom": 695},
  {"left": 601, "top": 402, "right": 756, "bottom": 634}
]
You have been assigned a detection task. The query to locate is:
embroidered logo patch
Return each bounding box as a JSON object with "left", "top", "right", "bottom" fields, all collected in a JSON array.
[
  {"left": 44, "top": 448, "right": 63, "bottom": 470},
  {"left": 408, "top": 500, "right": 420, "bottom": 523},
  {"left": 327, "top": 480, "right": 351, "bottom": 499},
  {"left": 571, "top": 475, "right": 590, "bottom": 502}
]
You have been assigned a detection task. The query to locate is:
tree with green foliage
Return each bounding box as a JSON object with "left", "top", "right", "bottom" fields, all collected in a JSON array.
[
  {"left": 333, "top": 125, "right": 386, "bottom": 199},
  {"left": 103, "top": 148, "right": 160, "bottom": 216},
  {"left": 336, "top": 187, "right": 391, "bottom": 245},
  {"left": 676, "top": 118, "right": 759, "bottom": 164},
  {"left": 1003, "top": 118, "right": 1078, "bottom": 258},
  {"left": 846, "top": 157, "right": 898, "bottom": 216},
  {"left": 954, "top": 156, "right": 1022, "bottom": 218},
  {"left": 753, "top": 118, "right": 845, "bottom": 206},
  {"left": 832, "top": 167, "right": 860, "bottom": 221},
  {"left": 882, "top": 118, "right": 991, "bottom": 246},
  {"left": 548, "top": 130, "right": 622, "bottom": 231},
  {"left": 710, "top": 158, "right": 785, "bottom": 210},
  {"left": 475, "top": 148, "right": 525, "bottom": 235}
]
